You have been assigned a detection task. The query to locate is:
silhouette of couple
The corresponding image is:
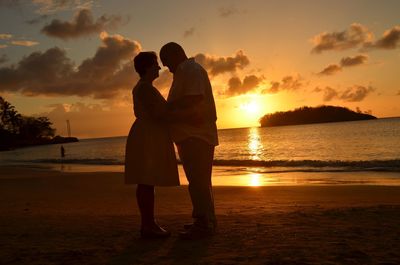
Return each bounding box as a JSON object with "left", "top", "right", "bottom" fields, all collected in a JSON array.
[{"left": 124, "top": 42, "right": 218, "bottom": 240}]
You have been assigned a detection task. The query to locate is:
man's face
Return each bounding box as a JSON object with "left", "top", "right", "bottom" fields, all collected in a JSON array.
[{"left": 161, "top": 54, "right": 177, "bottom": 73}]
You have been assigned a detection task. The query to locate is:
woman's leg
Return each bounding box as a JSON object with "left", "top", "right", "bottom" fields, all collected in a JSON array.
[
  {"left": 136, "top": 184, "right": 170, "bottom": 238},
  {"left": 136, "top": 184, "right": 155, "bottom": 228}
]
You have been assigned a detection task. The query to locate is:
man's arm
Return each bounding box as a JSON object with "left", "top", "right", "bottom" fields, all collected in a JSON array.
[{"left": 167, "top": 95, "right": 204, "bottom": 124}]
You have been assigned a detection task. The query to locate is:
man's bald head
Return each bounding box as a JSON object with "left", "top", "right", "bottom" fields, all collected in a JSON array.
[{"left": 160, "top": 42, "right": 188, "bottom": 73}]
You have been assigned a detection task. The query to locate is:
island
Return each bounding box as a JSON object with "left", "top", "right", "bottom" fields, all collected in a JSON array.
[
  {"left": 0, "top": 96, "right": 78, "bottom": 151},
  {"left": 259, "top": 105, "right": 377, "bottom": 127}
]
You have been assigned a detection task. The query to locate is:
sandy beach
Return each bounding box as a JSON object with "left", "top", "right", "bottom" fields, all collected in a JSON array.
[{"left": 1, "top": 166, "right": 400, "bottom": 264}]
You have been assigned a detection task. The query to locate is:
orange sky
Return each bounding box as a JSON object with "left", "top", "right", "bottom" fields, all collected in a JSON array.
[{"left": 1, "top": 0, "right": 399, "bottom": 138}]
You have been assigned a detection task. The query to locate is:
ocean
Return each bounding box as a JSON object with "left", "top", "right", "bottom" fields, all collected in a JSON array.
[{"left": 1, "top": 118, "right": 400, "bottom": 185}]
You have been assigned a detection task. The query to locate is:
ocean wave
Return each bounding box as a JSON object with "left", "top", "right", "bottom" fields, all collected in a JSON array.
[
  {"left": 213, "top": 159, "right": 400, "bottom": 173},
  {"left": 7, "top": 158, "right": 400, "bottom": 172}
]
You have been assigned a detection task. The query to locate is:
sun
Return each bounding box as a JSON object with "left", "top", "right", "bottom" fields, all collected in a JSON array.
[{"left": 239, "top": 100, "right": 261, "bottom": 115}]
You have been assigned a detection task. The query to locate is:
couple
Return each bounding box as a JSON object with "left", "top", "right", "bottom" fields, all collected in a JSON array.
[{"left": 124, "top": 42, "right": 218, "bottom": 240}]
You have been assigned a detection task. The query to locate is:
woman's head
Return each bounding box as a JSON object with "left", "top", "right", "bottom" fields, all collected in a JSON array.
[{"left": 134, "top": 52, "right": 160, "bottom": 78}]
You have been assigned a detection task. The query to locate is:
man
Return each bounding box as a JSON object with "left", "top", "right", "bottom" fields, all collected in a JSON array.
[{"left": 160, "top": 42, "right": 218, "bottom": 239}]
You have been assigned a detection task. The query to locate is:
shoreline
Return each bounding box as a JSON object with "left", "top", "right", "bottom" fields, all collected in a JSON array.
[{"left": 2, "top": 164, "right": 400, "bottom": 186}]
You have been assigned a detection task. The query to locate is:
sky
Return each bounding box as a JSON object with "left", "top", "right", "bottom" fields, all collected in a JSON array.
[{"left": 0, "top": 0, "right": 399, "bottom": 138}]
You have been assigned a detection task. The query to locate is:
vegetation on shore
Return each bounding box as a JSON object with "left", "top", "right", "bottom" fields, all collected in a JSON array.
[
  {"left": 259, "top": 105, "right": 376, "bottom": 127},
  {"left": 0, "top": 97, "right": 78, "bottom": 151}
]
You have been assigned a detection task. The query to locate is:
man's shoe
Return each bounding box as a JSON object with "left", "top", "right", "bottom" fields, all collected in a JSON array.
[
  {"left": 140, "top": 225, "right": 171, "bottom": 239},
  {"left": 183, "top": 221, "right": 217, "bottom": 230},
  {"left": 179, "top": 225, "right": 215, "bottom": 240},
  {"left": 183, "top": 223, "right": 193, "bottom": 230}
]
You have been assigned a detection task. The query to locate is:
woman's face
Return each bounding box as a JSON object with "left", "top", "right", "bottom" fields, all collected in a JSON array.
[{"left": 146, "top": 60, "right": 161, "bottom": 80}]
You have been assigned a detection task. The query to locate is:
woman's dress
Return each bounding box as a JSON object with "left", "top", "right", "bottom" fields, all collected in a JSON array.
[{"left": 125, "top": 80, "right": 179, "bottom": 186}]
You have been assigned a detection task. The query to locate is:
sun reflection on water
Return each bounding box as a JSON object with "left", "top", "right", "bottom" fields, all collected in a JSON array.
[{"left": 248, "top": 127, "right": 263, "bottom": 160}]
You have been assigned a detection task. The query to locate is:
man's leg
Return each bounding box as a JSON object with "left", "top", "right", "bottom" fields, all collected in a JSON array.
[{"left": 177, "top": 137, "right": 216, "bottom": 229}]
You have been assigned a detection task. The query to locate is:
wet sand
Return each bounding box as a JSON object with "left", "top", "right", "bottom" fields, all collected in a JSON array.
[{"left": 1, "top": 166, "right": 400, "bottom": 264}]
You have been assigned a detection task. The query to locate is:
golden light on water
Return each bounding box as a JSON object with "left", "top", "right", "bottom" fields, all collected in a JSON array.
[{"left": 248, "top": 127, "right": 263, "bottom": 160}]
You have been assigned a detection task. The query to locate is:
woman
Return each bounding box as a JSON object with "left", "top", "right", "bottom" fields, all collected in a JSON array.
[{"left": 125, "top": 52, "right": 179, "bottom": 238}]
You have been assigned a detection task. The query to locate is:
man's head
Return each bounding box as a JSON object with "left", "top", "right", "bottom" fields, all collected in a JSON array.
[{"left": 160, "top": 42, "right": 188, "bottom": 73}]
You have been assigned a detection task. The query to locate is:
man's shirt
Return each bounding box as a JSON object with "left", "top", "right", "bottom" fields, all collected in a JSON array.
[{"left": 167, "top": 58, "right": 219, "bottom": 146}]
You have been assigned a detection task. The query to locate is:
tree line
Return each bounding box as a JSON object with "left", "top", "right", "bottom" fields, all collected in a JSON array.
[
  {"left": 259, "top": 105, "right": 376, "bottom": 127},
  {"left": 0, "top": 96, "right": 76, "bottom": 150}
]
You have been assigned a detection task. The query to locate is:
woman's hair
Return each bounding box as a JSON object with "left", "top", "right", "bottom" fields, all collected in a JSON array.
[{"left": 134, "top": 52, "right": 157, "bottom": 77}]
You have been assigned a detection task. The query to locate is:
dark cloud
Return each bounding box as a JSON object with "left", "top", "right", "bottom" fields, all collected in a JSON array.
[
  {"left": 0, "top": 0, "right": 21, "bottom": 8},
  {"left": 0, "top": 0, "right": 93, "bottom": 14},
  {"left": 318, "top": 85, "right": 375, "bottom": 102},
  {"left": 311, "top": 23, "right": 372, "bottom": 54},
  {"left": 183, "top": 27, "right": 195, "bottom": 38},
  {"left": 226, "top": 75, "right": 262, "bottom": 96},
  {"left": 318, "top": 54, "right": 368, "bottom": 76},
  {"left": 262, "top": 75, "right": 305, "bottom": 94},
  {"left": 218, "top": 6, "right": 240, "bottom": 17},
  {"left": 41, "top": 9, "right": 122, "bottom": 39},
  {"left": 365, "top": 25, "right": 400, "bottom": 50},
  {"left": 194, "top": 50, "right": 250, "bottom": 76},
  {"left": 322, "top": 86, "right": 339, "bottom": 101},
  {"left": 265, "top": 81, "right": 280, "bottom": 94},
  {"left": 340, "top": 54, "right": 368, "bottom": 67},
  {"left": 0, "top": 32, "right": 141, "bottom": 99},
  {"left": 313, "top": 86, "right": 322, "bottom": 93},
  {"left": 280, "top": 75, "right": 304, "bottom": 91},
  {"left": 34, "top": 0, "right": 93, "bottom": 14},
  {"left": 26, "top": 14, "right": 49, "bottom": 25},
  {"left": 0, "top": 54, "right": 8, "bottom": 64},
  {"left": 340, "top": 85, "right": 375, "bottom": 102},
  {"left": 318, "top": 64, "right": 342, "bottom": 76}
]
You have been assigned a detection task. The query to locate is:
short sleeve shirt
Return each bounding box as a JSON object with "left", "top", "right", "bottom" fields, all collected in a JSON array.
[{"left": 167, "top": 58, "right": 219, "bottom": 146}]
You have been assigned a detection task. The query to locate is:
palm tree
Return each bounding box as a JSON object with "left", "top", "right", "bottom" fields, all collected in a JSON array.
[{"left": 0, "top": 96, "right": 22, "bottom": 134}]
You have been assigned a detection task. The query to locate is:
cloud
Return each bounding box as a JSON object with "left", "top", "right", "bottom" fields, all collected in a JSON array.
[
  {"left": 311, "top": 23, "right": 373, "bottom": 53},
  {"left": 153, "top": 70, "right": 173, "bottom": 95},
  {"left": 318, "top": 54, "right": 368, "bottom": 76},
  {"left": 318, "top": 85, "right": 375, "bottom": 102},
  {"left": 0, "top": 34, "right": 13, "bottom": 39},
  {"left": 0, "top": 32, "right": 141, "bottom": 99},
  {"left": 0, "top": 0, "right": 93, "bottom": 14},
  {"left": 225, "top": 75, "right": 263, "bottom": 96},
  {"left": 365, "top": 25, "right": 400, "bottom": 50},
  {"left": 262, "top": 75, "right": 305, "bottom": 94},
  {"left": 0, "top": 0, "right": 21, "bottom": 8},
  {"left": 194, "top": 50, "right": 250, "bottom": 76},
  {"left": 318, "top": 64, "right": 342, "bottom": 76},
  {"left": 26, "top": 14, "right": 49, "bottom": 25},
  {"left": 10, "top": 40, "right": 40, "bottom": 47},
  {"left": 38, "top": 101, "right": 132, "bottom": 138},
  {"left": 32, "top": 0, "right": 94, "bottom": 14},
  {"left": 340, "top": 85, "right": 375, "bottom": 102},
  {"left": 340, "top": 54, "right": 368, "bottom": 67},
  {"left": 0, "top": 54, "right": 8, "bottom": 64},
  {"left": 183, "top": 27, "right": 195, "bottom": 38},
  {"left": 322, "top": 86, "right": 339, "bottom": 101},
  {"left": 218, "top": 6, "right": 239, "bottom": 17},
  {"left": 264, "top": 81, "right": 280, "bottom": 94},
  {"left": 41, "top": 9, "right": 122, "bottom": 39}
]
